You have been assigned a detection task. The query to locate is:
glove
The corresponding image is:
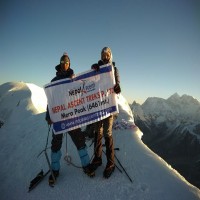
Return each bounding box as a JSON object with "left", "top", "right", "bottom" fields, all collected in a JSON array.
[
  {"left": 98, "top": 60, "right": 104, "bottom": 66},
  {"left": 46, "top": 118, "right": 53, "bottom": 125},
  {"left": 70, "top": 74, "right": 75, "bottom": 79},
  {"left": 114, "top": 84, "right": 121, "bottom": 94},
  {"left": 91, "top": 63, "right": 100, "bottom": 71}
]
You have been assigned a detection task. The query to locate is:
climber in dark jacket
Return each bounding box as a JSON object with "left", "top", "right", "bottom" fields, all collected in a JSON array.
[
  {"left": 87, "top": 47, "right": 121, "bottom": 179},
  {"left": 45, "top": 52, "right": 94, "bottom": 185}
]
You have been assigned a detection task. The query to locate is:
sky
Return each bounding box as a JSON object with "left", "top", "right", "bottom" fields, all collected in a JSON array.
[
  {"left": 0, "top": 81, "right": 200, "bottom": 200},
  {"left": 1, "top": 0, "right": 200, "bottom": 104}
]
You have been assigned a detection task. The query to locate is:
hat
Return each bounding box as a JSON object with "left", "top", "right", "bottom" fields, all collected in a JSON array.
[
  {"left": 101, "top": 47, "right": 113, "bottom": 63},
  {"left": 60, "top": 52, "right": 70, "bottom": 66}
]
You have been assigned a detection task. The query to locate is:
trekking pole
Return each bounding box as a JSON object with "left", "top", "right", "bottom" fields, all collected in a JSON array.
[
  {"left": 64, "top": 133, "right": 72, "bottom": 165},
  {"left": 44, "top": 125, "right": 56, "bottom": 184},
  {"left": 114, "top": 152, "right": 133, "bottom": 183},
  {"left": 63, "top": 133, "right": 82, "bottom": 168},
  {"left": 30, "top": 125, "right": 55, "bottom": 190},
  {"left": 37, "top": 125, "right": 52, "bottom": 159}
]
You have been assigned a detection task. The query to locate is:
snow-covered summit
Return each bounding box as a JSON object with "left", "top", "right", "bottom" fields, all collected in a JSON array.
[
  {"left": 0, "top": 82, "right": 47, "bottom": 121},
  {"left": 167, "top": 92, "right": 180, "bottom": 101},
  {"left": 135, "top": 93, "right": 200, "bottom": 124},
  {"left": 168, "top": 93, "right": 200, "bottom": 106},
  {"left": 0, "top": 82, "right": 200, "bottom": 200}
]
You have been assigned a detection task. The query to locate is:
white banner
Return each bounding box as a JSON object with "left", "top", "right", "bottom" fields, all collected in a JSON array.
[{"left": 44, "top": 64, "right": 119, "bottom": 134}]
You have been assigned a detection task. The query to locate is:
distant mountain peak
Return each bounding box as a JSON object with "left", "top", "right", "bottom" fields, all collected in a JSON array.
[
  {"left": 180, "top": 94, "right": 199, "bottom": 103},
  {"left": 167, "top": 93, "right": 180, "bottom": 101},
  {"left": 167, "top": 93, "right": 200, "bottom": 106}
]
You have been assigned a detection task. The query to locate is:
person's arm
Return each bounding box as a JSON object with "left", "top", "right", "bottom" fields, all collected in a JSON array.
[
  {"left": 113, "top": 66, "right": 121, "bottom": 94},
  {"left": 91, "top": 63, "right": 100, "bottom": 71},
  {"left": 45, "top": 105, "right": 52, "bottom": 125},
  {"left": 114, "top": 67, "right": 120, "bottom": 85}
]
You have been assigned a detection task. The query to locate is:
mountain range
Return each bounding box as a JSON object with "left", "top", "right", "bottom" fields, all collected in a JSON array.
[{"left": 131, "top": 93, "right": 200, "bottom": 189}]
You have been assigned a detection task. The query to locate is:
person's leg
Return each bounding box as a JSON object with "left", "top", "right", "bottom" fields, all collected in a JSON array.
[
  {"left": 103, "top": 116, "right": 115, "bottom": 178},
  {"left": 51, "top": 133, "right": 63, "bottom": 171},
  {"left": 68, "top": 128, "right": 90, "bottom": 167},
  {"left": 68, "top": 128, "right": 94, "bottom": 177},
  {"left": 49, "top": 132, "right": 63, "bottom": 184},
  {"left": 90, "top": 121, "right": 103, "bottom": 170},
  {"left": 103, "top": 116, "right": 115, "bottom": 166}
]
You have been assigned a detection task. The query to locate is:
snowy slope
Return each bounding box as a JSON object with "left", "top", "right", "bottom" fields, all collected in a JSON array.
[
  {"left": 131, "top": 94, "right": 200, "bottom": 189},
  {"left": 0, "top": 82, "right": 200, "bottom": 200}
]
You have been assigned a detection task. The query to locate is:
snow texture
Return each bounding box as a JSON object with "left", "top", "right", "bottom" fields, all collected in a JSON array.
[{"left": 0, "top": 82, "right": 200, "bottom": 200}]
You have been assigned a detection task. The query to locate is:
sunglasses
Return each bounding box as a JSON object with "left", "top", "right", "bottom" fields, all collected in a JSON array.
[{"left": 60, "top": 60, "right": 69, "bottom": 64}]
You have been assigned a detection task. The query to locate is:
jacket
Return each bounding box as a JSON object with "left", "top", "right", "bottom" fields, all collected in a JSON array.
[
  {"left": 45, "top": 64, "right": 74, "bottom": 121},
  {"left": 96, "top": 60, "right": 120, "bottom": 85}
]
